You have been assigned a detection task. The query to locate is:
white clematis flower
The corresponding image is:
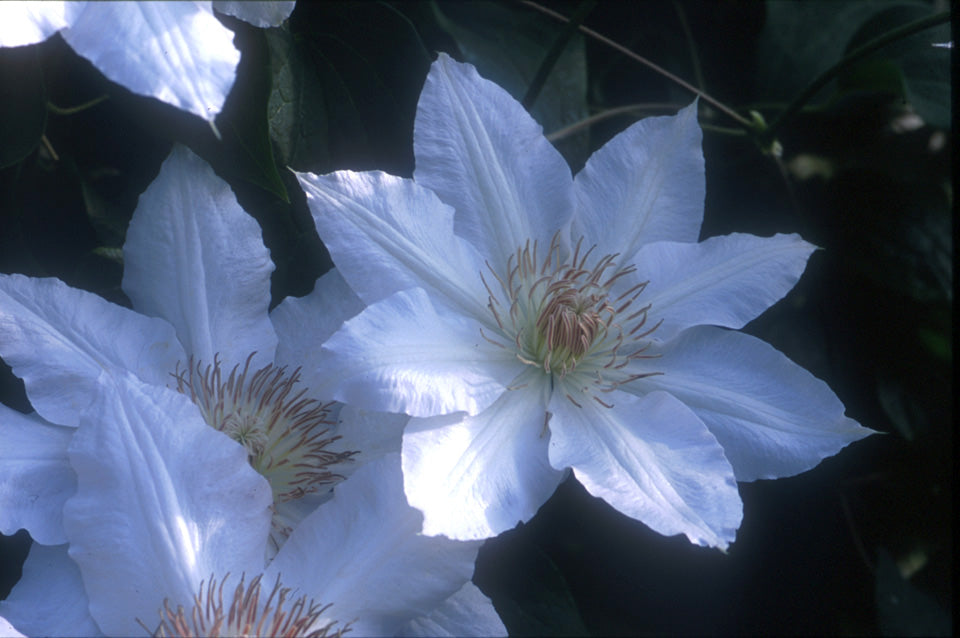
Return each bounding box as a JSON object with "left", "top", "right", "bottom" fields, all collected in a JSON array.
[
  {"left": 0, "top": 1, "right": 295, "bottom": 122},
  {"left": 0, "top": 372, "right": 504, "bottom": 637},
  {"left": 0, "top": 145, "right": 404, "bottom": 554},
  {"left": 294, "top": 53, "right": 876, "bottom": 548}
]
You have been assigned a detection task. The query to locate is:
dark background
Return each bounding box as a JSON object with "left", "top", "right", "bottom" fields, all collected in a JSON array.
[{"left": 1, "top": 2, "right": 951, "bottom": 635}]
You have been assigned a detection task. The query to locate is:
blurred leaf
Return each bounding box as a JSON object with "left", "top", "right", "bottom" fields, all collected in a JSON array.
[
  {"left": 875, "top": 547, "right": 951, "bottom": 636},
  {"left": 756, "top": 0, "right": 924, "bottom": 103},
  {"left": 876, "top": 376, "right": 927, "bottom": 441},
  {"left": 475, "top": 530, "right": 589, "bottom": 637},
  {"left": 844, "top": 4, "right": 951, "bottom": 128},
  {"left": 917, "top": 325, "right": 951, "bottom": 362},
  {"left": 433, "top": 1, "right": 589, "bottom": 169},
  {"left": 0, "top": 45, "right": 47, "bottom": 168}
]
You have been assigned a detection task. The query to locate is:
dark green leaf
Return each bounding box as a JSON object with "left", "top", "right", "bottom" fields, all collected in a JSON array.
[
  {"left": 0, "top": 45, "right": 47, "bottom": 168},
  {"left": 845, "top": 4, "right": 951, "bottom": 128},
  {"left": 756, "top": 0, "right": 924, "bottom": 103}
]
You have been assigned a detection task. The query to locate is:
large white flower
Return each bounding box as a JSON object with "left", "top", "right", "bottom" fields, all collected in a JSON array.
[
  {"left": 0, "top": 1, "right": 295, "bottom": 122},
  {"left": 0, "top": 372, "right": 503, "bottom": 637},
  {"left": 0, "top": 145, "right": 404, "bottom": 553},
  {"left": 294, "top": 53, "right": 876, "bottom": 548}
]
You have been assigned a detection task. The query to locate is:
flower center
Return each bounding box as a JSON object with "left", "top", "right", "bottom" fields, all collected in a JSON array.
[
  {"left": 141, "top": 573, "right": 348, "bottom": 638},
  {"left": 483, "top": 234, "right": 662, "bottom": 404},
  {"left": 173, "top": 354, "right": 357, "bottom": 546}
]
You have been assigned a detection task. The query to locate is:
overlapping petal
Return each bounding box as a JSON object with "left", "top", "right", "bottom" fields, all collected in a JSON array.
[
  {"left": 547, "top": 389, "right": 742, "bottom": 549},
  {"left": 122, "top": 145, "right": 277, "bottom": 369},
  {"left": 297, "top": 169, "right": 491, "bottom": 319},
  {"left": 316, "top": 288, "right": 522, "bottom": 417},
  {"left": 0, "top": 274, "right": 184, "bottom": 426},
  {"left": 0, "top": 1, "right": 70, "bottom": 47},
  {"left": 631, "top": 326, "right": 875, "bottom": 481},
  {"left": 636, "top": 233, "right": 817, "bottom": 341},
  {"left": 271, "top": 268, "right": 364, "bottom": 388},
  {"left": 0, "top": 406, "right": 74, "bottom": 545},
  {"left": 403, "top": 372, "right": 563, "bottom": 540},
  {"left": 267, "top": 454, "right": 495, "bottom": 636},
  {"left": 214, "top": 1, "right": 295, "bottom": 27},
  {"left": 400, "top": 582, "right": 507, "bottom": 637},
  {"left": 573, "top": 100, "right": 704, "bottom": 260},
  {"left": 414, "top": 53, "right": 574, "bottom": 266},
  {"left": 60, "top": 2, "right": 239, "bottom": 121},
  {"left": 62, "top": 372, "right": 272, "bottom": 636},
  {"left": 0, "top": 544, "right": 99, "bottom": 637}
]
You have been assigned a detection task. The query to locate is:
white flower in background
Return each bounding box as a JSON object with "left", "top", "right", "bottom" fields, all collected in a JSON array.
[
  {"left": 0, "top": 1, "right": 295, "bottom": 123},
  {"left": 295, "top": 53, "right": 876, "bottom": 548},
  {"left": 0, "top": 145, "right": 404, "bottom": 553},
  {"left": 0, "top": 372, "right": 503, "bottom": 637}
]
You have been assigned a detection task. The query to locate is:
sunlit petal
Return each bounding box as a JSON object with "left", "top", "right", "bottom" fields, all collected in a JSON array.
[
  {"left": 637, "top": 233, "right": 816, "bottom": 341},
  {"left": 573, "top": 101, "right": 704, "bottom": 261},
  {"left": 63, "top": 373, "right": 272, "bottom": 636},
  {"left": 548, "top": 389, "right": 741, "bottom": 549},
  {"left": 0, "top": 274, "right": 184, "bottom": 426},
  {"left": 0, "top": 1, "right": 70, "bottom": 47},
  {"left": 122, "top": 145, "right": 277, "bottom": 369},
  {"left": 631, "top": 326, "right": 875, "bottom": 481},
  {"left": 403, "top": 373, "right": 563, "bottom": 540},
  {"left": 268, "top": 454, "right": 484, "bottom": 636},
  {"left": 297, "top": 169, "right": 491, "bottom": 319},
  {"left": 61, "top": 2, "right": 239, "bottom": 121},
  {"left": 414, "top": 53, "right": 574, "bottom": 267},
  {"left": 316, "top": 288, "right": 522, "bottom": 417}
]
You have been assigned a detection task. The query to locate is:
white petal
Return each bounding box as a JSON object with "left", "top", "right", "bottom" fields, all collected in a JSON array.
[
  {"left": 0, "top": 406, "right": 74, "bottom": 545},
  {"left": 0, "top": 1, "right": 70, "bottom": 47},
  {"left": 414, "top": 53, "right": 574, "bottom": 267},
  {"left": 403, "top": 373, "right": 563, "bottom": 540},
  {"left": 61, "top": 2, "right": 239, "bottom": 121},
  {"left": 631, "top": 326, "right": 875, "bottom": 481},
  {"left": 333, "top": 405, "right": 407, "bottom": 476},
  {"left": 123, "top": 145, "right": 277, "bottom": 370},
  {"left": 267, "top": 454, "right": 482, "bottom": 637},
  {"left": 0, "top": 543, "right": 100, "bottom": 638},
  {"left": 0, "top": 274, "right": 185, "bottom": 426},
  {"left": 399, "top": 582, "right": 507, "bottom": 637},
  {"left": 296, "top": 169, "right": 490, "bottom": 319},
  {"left": 63, "top": 373, "right": 272, "bottom": 636},
  {"left": 271, "top": 268, "right": 364, "bottom": 387},
  {"left": 0, "top": 616, "right": 26, "bottom": 638},
  {"left": 316, "top": 288, "right": 522, "bottom": 418},
  {"left": 636, "top": 233, "right": 816, "bottom": 341},
  {"left": 214, "top": 1, "right": 295, "bottom": 27},
  {"left": 573, "top": 101, "right": 703, "bottom": 260},
  {"left": 547, "top": 389, "right": 741, "bottom": 549}
]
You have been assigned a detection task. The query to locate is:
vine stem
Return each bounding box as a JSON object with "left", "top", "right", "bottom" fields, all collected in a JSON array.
[{"left": 520, "top": 0, "right": 753, "bottom": 128}]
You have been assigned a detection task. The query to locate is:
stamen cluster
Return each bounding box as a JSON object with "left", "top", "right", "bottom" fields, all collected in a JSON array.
[
  {"left": 147, "top": 573, "right": 348, "bottom": 638},
  {"left": 483, "top": 234, "right": 662, "bottom": 406},
  {"left": 173, "top": 354, "right": 357, "bottom": 542}
]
